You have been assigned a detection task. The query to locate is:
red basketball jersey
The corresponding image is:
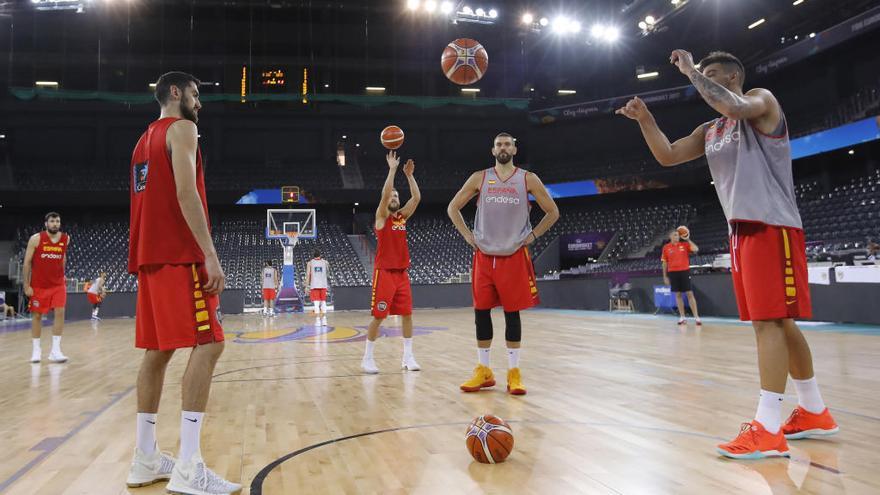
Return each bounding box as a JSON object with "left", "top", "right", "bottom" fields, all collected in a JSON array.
[
  {"left": 374, "top": 213, "right": 410, "bottom": 270},
  {"left": 31, "top": 231, "right": 69, "bottom": 288},
  {"left": 129, "top": 117, "right": 210, "bottom": 273}
]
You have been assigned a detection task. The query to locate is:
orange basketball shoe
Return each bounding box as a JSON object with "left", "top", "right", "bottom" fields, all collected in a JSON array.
[
  {"left": 717, "top": 421, "right": 790, "bottom": 459},
  {"left": 782, "top": 406, "right": 839, "bottom": 440},
  {"left": 460, "top": 364, "right": 496, "bottom": 392},
  {"left": 506, "top": 368, "right": 527, "bottom": 396}
]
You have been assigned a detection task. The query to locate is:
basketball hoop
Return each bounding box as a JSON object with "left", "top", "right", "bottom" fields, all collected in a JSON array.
[{"left": 284, "top": 231, "right": 299, "bottom": 248}]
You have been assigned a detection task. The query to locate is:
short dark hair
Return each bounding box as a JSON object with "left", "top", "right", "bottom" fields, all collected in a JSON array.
[
  {"left": 44, "top": 212, "right": 60, "bottom": 222},
  {"left": 154, "top": 71, "right": 201, "bottom": 105},
  {"left": 265, "top": 260, "right": 272, "bottom": 266},
  {"left": 313, "top": 249, "right": 321, "bottom": 258},
  {"left": 494, "top": 132, "right": 515, "bottom": 143},
  {"left": 699, "top": 51, "right": 746, "bottom": 86}
]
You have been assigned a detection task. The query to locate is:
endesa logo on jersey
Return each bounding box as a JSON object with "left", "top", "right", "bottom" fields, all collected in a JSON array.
[
  {"left": 40, "top": 253, "right": 64, "bottom": 260},
  {"left": 391, "top": 218, "right": 407, "bottom": 231},
  {"left": 705, "top": 118, "right": 740, "bottom": 156},
  {"left": 484, "top": 186, "right": 520, "bottom": 205}
]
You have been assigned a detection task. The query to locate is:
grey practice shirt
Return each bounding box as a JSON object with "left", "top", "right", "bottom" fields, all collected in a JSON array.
[
  {"left": 473, "top": 167, "right": 533, "bottom": 256},
  {"left": 704, "top": 112, "right": 803, "bottom": 229}
]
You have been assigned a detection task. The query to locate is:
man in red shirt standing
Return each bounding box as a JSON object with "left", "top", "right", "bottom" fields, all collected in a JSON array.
[
  {"left": 661, "top": 229, "right": 702, "bottom": 326},
  {"left": 22, "top": 212, "right": 70, "bottom": 363},
  {"left": 361, "top": 151, "right": 421, "bottom": 374},
  {"left": 126, "top": 72, "right": 240, "bottom": 494}
]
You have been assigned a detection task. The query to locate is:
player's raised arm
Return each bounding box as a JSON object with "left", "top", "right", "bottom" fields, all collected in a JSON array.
[
  {"left": 376, "top": 151, "right": 400, "bottom": 226},
  {"left": 447, "top": 171, "right": 483, "bottom": 249},
  {"left": 616, "top": 97, "right": 706, "bottom": 167},
  {"left": 398, "top": 159, "right": 421, "bottom": 219},
  {"left": 168, "top": 119, "right": 224, "bottom": 295}
]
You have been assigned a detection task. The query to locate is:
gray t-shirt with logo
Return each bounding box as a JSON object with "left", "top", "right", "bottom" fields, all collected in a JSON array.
[
  {"left": 704, "top": 112, "right": 802, "bottom": 229},
  {"left": 473, "top": 167, "right": 533, "bottom": 256}
]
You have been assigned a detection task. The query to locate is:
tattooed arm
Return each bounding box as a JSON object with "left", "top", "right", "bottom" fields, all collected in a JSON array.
[{"left": 670, "top": 49, "right": 775, "bottom": 121}]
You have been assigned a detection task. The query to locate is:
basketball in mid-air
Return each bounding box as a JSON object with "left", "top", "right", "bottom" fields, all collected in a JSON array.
[
  {"left": 677, "top": 226, "right": 690, "bottom": 239},
  {"left": 465, "top": 414, "right": 514, "bottom": 464},
  {"left": 441, "top": 38, "right": 489, "bottom": 86},
  {"left": 380, "top": 125, "right": 405, "bottom": 150}
]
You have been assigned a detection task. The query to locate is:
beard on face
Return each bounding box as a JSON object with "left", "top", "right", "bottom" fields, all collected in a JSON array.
[
  {"left": 180, "top": 98, "right": 199, "bottom": 124},
  {"left": 46, "top": 225, "right": 60, "bottom": 234},
  {"left": 496, "top": 151, "right": 512, "bottom": 164},
  {"left": 388, "top": 202, "right": 400, "bottom": 212}
]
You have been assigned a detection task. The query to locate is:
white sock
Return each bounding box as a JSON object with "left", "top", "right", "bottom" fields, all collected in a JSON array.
[
  {"left": 478, "top": 348, "right": 491, "bottom": 367},
  {"left": 320, "top": 301, "right": 327, "bottom": 313},
  {"left": 51, "top": 335, "right": 62, "bottom": 353},
  {"left": 507, "top": 348, "right": 520, "bottom": 369},
  {"left": 32, "top": 338, "right": 41, "bottom": 352},
  {"left": 364, "top": 340, "right": 375, "bottom": 359},
  {"left": 179, "top": 411, "right": 204, "bottom": 463},
  {"left": 793, "top": 377, "right": 826, "bottom": 414},
  {"left": 313, "top": 302, "right": 320, "bottom": 314},
  {"left": 403, "top": 337, "right": 413, "bottom": 357},
  {"left": 755, "top": 390, "right": 784, "bottom": 434},
  {"left": 136, "top": 413, "right": 158, "bottom": 454}
]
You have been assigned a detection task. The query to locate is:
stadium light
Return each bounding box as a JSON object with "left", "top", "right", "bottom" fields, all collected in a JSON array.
[
  {"left": 571, "top": 21, "right": 582, "bottom": 33},
  {"left": 35, "top": 81, "right": 59, "bottom": 87},
  {"left": 462, "top": 6, "right": 473, "bottom": 15},
  {"left": 440, "top": 1, "right": 453, "bottom": 14},
  {"left": 809, "top": 32, "right": 816, "bottom": 38},
  {"left": 553, "top": 17, "right": 570, "bottom": 34},
  {"left": 407, "top": 0, "right": 420, "bottom": 11},
  {"left": 748, "top": 18, "right": 765, "bottom": 29},
  {"left": 558, "top": 89, "right": 576, "bottom": 95},
  {"left": 848, "top": 149, "right": 855, "bottom": 155},
  {"left": 522, "top": 13, "right": 533, "bottom": 24},
  {"left": 645, "top": 15, "right": 655, "bottom": 25},
  {"left": 424, "top": 0, "right": 437, "bottom": 13},
  {"left": 324, "top": 83, "right": 330, "bottom": 88},
  {"left": 365, "top": 86, "right": 386, "bottom": 92},
  {"left": 671, "top": 0, "right": 681, "bottom": 4},
  {"left": 461, "top": 88, "right": 480, "bottom": 93},
  {"left": 793, "top": 0, "right": 804, "bottom": 5},
  {"left": 637, "top": 71, "right": 659, "bottom": 79},
  {"left": 475, "top": 8, "right": 485, "bottom": 17},
  {"left": 638, "top": 21, "right": 647, "bottom": 30},
  {"left": 591, "top": 24, "right": 604, "bottom": 38},
  {"left": 489, "top": 9, "right": 497, "bottom": 19},
  {"left": 539, "top": 17, "right": 549, "bottom": 26}
]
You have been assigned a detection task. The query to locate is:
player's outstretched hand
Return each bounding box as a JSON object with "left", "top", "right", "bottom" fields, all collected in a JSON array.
[
  {"left": 386, "top": 150, "right": 400, "bottom": 170},
  {"left": 670, "top": 49, "right": 696, "bottom": 76},
  {"left": 615, "top": 97, "right": 649, "bottom": 121},
  {"left": 203, "top": 254, "right": 226, "bottom": 295},
  {"left": 403, "top": 159, "right": 415, "bottom": 176}
]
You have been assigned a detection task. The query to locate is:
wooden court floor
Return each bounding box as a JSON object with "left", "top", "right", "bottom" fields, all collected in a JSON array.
[{"left": 1, "top": 308, "right": 879, "bottom": 495}]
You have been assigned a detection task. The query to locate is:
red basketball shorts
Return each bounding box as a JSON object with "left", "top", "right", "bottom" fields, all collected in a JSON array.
[
  {"left": 262, "top": 288, "right": 277, "bottom": 301},
  {"left": 29, "top": 285, "right": 67, "bottom": 314},
  {"left": 730, "top": 222, "right": 812, "bottom": 321},
  {"left": 371, "top": 269, "right": 412, "bottom": 318},
  {"left": 310, "top": 288, "right": 327, "bottom": 302},
  {"left": 472, "top": 247, "right": 540, "bottom": 312},
  {"left": 136, "top": 264, "right": 224, "bottom": 350},
  {"left": 87, "top": 293, "right": 102, "bottom": 305}
]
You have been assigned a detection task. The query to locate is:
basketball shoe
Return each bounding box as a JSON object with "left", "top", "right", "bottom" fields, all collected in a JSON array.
[
  {"left": 782, "top": 406, "right": 839, "bottom": 439},
  {"left": 460, "top": 364, "right": 495, "bottom": 392},
  {"left": 126, "top": 444, "right": 176, "bottom": 487},
  {"left": 506, "top": 368, "right": 526, "bottom": 395},
  {"left": 361, "top": 357, "right": 379, "bottom": 374},
  {"left": 48, "top": 350, "right": 68, "bottom": 363},
  {"left": 165, "top": 456, "right": 242, "bottom": 495},
  {"left": 717, "top": 420, "right": 789, "bottom": 459},
  {"left": 30, "top": 347, "right": 41, "bottom": 363},
  {"left": 401, "top": 354, "right": 421, "bottom": 371}
]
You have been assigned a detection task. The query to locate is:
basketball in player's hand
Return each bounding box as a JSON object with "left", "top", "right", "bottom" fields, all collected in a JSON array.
[
  {"left": 677, "top": 226, "right": 690, "bottom": 239},
  {"left": 466, "top": 414, "right": 514, "bottom": 464},
  {"left": 381, "top": 125, "right": 405, "bottom": 150}
]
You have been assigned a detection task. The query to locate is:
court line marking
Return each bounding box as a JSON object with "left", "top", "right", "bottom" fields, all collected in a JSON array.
[{"left": 0, "top": 386, "right": 135, "bottom": 494}]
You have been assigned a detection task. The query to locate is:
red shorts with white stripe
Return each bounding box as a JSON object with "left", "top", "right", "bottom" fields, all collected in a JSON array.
[
  {"left": 310, "top": 288, "right": 327, "bottom": 302},
  {"left": 730, "top": 222, "right": 812, "bottom": 321},
  {"left": 136, "top": 264, "right": 224, "bottom": 350},
  {"left": 472, "top": 247, "right": 540, "bottom": 312},
  {"left": 371, "top": 269, "right": 412, "bottom": 318}
]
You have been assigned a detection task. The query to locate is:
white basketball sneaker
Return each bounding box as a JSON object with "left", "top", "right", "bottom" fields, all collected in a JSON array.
[
  {"left": 361, "top": 357, "right": 379, "bottom": 374},
  {"left": 401, "top": 355, "right": 421, "bottom": 371},
  {"left": 165, "top": 456, "right": 242, "bottom": 495},
  {"left": 48, "top": 350, "right": 68, "bottom": 363},
  {"left": 30, "top": 348, "right": 41, "bottom": 363},
  {"left": 126, "top": 445, "right": 176, "bottom": 487}
]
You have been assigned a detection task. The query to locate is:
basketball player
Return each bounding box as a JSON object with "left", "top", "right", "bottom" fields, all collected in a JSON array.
[
  {"left": 22, "top": 212, "right": 70, "bottom": 363},
  {"left": 361, "top": 151, "right": 421, "bottom": 374},
  {"left": 616, "top": 51, "right": 838, "bottom": 458},
  {"left": 127, "top": 71, "right": 240, "bottom": 494},
  {"left": 306, "top": 249, "right": 330, "bottom": 325},
  {"left": 448, "top": 133, "right": 559, "bottom": 396},
  {"left": 87, "top": 270, "right": 108, "bottom": 320},
  {"left": 662, "top": 230, "right": 702, "bottom": 326},
  {"left": 261, "top": 260, "right": 280, "bottom": 317}
]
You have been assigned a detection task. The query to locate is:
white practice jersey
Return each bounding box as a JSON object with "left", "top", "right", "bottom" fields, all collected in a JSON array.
[
  {"left": 87, "top": 277, "right": 104, "bottom": 295},
  {"left": 262, "top": 267, "right": 278, "bottom": 289},
  {"left": 309, "top": 258, "right": 329, "bottom": 289}
]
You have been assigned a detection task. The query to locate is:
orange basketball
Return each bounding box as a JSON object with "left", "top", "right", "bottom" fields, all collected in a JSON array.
[
  {"left": 441, "top": 38, "right": 488, "bottom": 86},
  {"left": 465, "top": 414, "right": 514, "bottom": 464},
  {"left": 677, "top": 226, "right": 690, "bottom": 239},
  {"left": 380, "top": 125, "right": 405, "bottom": 150}
]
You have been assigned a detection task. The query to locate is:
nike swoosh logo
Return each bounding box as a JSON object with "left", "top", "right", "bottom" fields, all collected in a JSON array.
[
  {"left": 146, "top": 420, "right": 156, "bottom": 425},
  {"left": 185, "top": 418, "right": 199, "bottom": 423},
  {"left": 786, "top": 300, "right": 797, "bottom": 305}
]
